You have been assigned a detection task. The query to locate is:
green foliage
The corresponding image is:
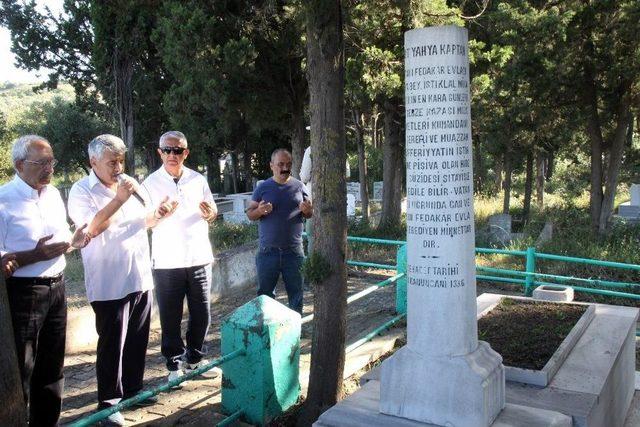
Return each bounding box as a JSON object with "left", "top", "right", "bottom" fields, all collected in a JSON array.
[
  {"left": 209, "top": 221, "right": 258, "bottom": 255},
  {"left": 345, "top": 0, "right": 461, "bottom": 102},
  {"left": 348, "top": 216, "right": 406, "bottom": 240},
  {"left": 465, "top": 0, "right": 640, "bottom": 227},
  {"left": 12, "top": 97, "right": 117, "bottom": 174},
  {"left": 301, "top": 252, "right": 332, "bottom": 285},
  {"left": 154, "top": 0, "right": 307, "bottom": 180},
  {"left": 0, "top": 112, "right": 11, "bottom": 182},
  {"left": 0, "top": 83, "right": 75, "bottom": 122}
]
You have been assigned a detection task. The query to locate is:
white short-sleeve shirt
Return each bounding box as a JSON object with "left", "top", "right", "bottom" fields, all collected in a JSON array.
[
  {"left": 0, "top": 176, "right": 71, "bottom": 277},
  {"left": 67, "top": 170, "right": 153, "bottom": 302},
  {"left": 141, "top": 166, "right": 215, "bottom": 269}
]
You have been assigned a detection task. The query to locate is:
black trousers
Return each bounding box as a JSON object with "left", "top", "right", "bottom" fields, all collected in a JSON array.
[
  {"left": 6, "top": 275, "right": 67, "bottom": 427},
  {"left": 90, "top": 290, "right": 151, "bottom": 408},
  {"left": 153, "top": 265, "right": 211, "bottom": 371}
]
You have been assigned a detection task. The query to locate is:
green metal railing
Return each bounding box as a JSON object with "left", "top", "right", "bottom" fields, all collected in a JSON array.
[
  {"left": 475, "top": 246, "right": 640, "bottom": 300},
  {"left": 301, "top": 273, "right": 404, "bottom": 325},
  {"left": 345, "top": 312, "right": 406, "bottom": 353},
  {"left": 69, "top": 349, "right": 246, "bottom": 427},
  {"left": 216, "top": 409, "right": 244, "bottom": 427}
]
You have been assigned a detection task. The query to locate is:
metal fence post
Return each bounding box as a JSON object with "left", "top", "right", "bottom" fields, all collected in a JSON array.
[
  {"left": 525, "top": 246, "right": 536, "bottom": 296},
  {"left": 396, "top": 244, "right": 407, "bottom": 314}
]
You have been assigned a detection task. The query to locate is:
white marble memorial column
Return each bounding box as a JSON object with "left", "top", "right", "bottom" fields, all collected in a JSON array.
[{"left": 380, "top": 26, "right": 505, "bottom": 427}]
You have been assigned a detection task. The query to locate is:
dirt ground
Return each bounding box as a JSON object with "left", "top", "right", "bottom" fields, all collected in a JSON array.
[
  {"left": 61, "top": 267, "right": 640, "bottom": 426},
  {"left": 478, "top": 298, "right": 588, "bottom": 370},
  {"left": 61, "top": 266, "right": 398, "bottom": 426}
]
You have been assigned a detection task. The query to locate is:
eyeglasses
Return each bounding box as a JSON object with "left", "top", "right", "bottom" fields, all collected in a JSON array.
[
  {"left": 160, "top": 147, "right": 186, "bottom": 155},
  {"left": 24, "top": 158, "right": 58, "bottom": 168}
]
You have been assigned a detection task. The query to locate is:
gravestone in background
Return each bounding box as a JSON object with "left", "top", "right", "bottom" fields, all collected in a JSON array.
[
  {"left": 379, "top": 26, "right": 505, "bottom": 427},
  {"left": 631, "top": 184, "right": 640, "bottom": 206},
  {"left": 373, "top": 181, "right": 383, "bottom": 200},
  {"left": 347, "top": 193, "right": 356, "bottom": 217},
  {"left": 618, "top": 183, "right": 640, "bottom": 220},
  {"left": 346, "top": 182, "right": 361, "bottom": 202}
]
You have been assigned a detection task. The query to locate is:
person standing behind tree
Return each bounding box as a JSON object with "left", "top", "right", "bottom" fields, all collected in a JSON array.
[
  {"left": 141, "top": 131, "right": 218, "bottom": 387},
  {"left": 246, "top": 149, "right": 312, "bottom": 314},
  {"left": 299, "top": 145, "right": 349, "bottom": 254},
  {"left": 0, "top": 135, "right": 91, "bottom": 427}
]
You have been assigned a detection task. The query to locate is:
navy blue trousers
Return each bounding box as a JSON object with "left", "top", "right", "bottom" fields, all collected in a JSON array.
[{"left": 256, "top": 246, "right": 304, "bottom": 314}]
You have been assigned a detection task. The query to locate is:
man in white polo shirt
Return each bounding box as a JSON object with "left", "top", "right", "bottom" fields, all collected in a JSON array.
[
  {"left": 67, "top": 134, "right": 176, "bottom": 426},
  {"left": 141, "top": 131, "right": 217, "bottom": 385},
  {"left": 0, "top": 134, "right": 90, "bottom": 427}
]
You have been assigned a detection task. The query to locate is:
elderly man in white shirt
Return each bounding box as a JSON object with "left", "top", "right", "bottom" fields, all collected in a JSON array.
[
  {"left": 67, "top": 134, "right": 176, "bottom": 426},
  {"left": 141, "top": 131, "right": 217, "bottom": 386},
  {"left": 0, "top": 135, "right": 90, "bottom": 427}
]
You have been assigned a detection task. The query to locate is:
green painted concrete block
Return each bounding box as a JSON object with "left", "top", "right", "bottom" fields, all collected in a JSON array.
[
  {"left": 221, "top": 295, "right": 301, "bottom": 425},
  {"left": 396, "top": 244, "right": 407, "bottom": 314}
]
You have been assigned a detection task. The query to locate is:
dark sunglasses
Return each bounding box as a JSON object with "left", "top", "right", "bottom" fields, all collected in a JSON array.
[{"left": 160, "top": 147, "right": 186, "bottom": 155}]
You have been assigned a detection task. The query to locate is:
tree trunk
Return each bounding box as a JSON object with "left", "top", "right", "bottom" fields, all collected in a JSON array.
[
  {"left": 242, "top": 141, "right": 252, "bottom": 192},
  {"left": 598, "top": 106, "right": 632, "bottom": 234},
  {"left": 380, "top": 98, "right": 403, "bottom": 229},
  {"left": 145, "top": 140, "right": 162, "bottom": 175},
  {"left": 207, "top": 154, "right": 222, "bottom": 193},
  {"left": 502, "top": 154, "right": 512, "bottom": 214},
  {"left": 493, "top": 157, "right": 503, "bottom": 194},
  {"left": 354, "top": 109, "right": 369, "bottom": 222},
  {"left": 372, "top": 112, "right": 379, "bottom": 149},
  {"left": 291, "top": 99, "right": 307, "bottom": 179},
  {"left": 230, "top": 151, "right": 240, "bottom": 194},
  {"left": 523, "top": 152, "right": 534, "bottom": 222},
  {"left": 535, "top": 152, "right": 545, "bottom": 208},
  {"left": 545, "top": 152, "right": 554, "bottom": 181},
  {"left": 113, "top": 47, "right": 135, "bottom": 174},
  {"left": 0, "top": 275, "right": 27, "bottom": 426},
  {"left": 303, "top": 1, "right": 347, "bottom": 424}
]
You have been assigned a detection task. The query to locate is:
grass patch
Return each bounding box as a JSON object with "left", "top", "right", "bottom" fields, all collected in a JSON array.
[
  {"left": 209, "top": 220, "right": 258, "bottom": 254},
  {"left": 346, "top": 218, "right": 405, "bottom": 268}
]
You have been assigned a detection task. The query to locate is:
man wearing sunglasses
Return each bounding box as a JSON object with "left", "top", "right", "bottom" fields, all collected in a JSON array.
[
  {"left": 0, "top": 135, "right": 91, "bottom": 426},
  {"left": 141, "top": 131, "right": 218, "bottom": 387}
]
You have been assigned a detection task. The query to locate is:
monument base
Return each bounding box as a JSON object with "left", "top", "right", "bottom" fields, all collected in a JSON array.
[
  {"left": 314, "top": 380, "right": 571, "bottom": 427},
  {"left": 380, "top": 341, "right": 505, "bottom": 427}
]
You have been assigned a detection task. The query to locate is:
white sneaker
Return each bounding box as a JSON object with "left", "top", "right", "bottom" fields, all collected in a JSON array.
[
  {"left": 102, "top": 411, "right": 126, "bottom": 426},
  {"left": 167, "top": 369, "right": 184, "bottom": 389},
  {"left": 184, "top": 359, "right": 222, "bottom": 378}
]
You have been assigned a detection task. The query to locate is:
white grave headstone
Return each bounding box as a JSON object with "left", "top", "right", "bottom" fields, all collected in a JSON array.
[
  {"left": 373, "top": 181, "right": 383, "bottom": 200},
  {"left": 631, "top": 184, "right": 640, "bottom": 206},
  {"left": 379, "top": 26, "right": 504, "bottom": 427},
  {"left": 223, "top": 192, "right": 253, "bottom": 224},
  {"left": 346, "top": 182, "right": 361, "bottom": 202},
  {"left": 347, "top": 193, "right": 356, "bottom": 217}
]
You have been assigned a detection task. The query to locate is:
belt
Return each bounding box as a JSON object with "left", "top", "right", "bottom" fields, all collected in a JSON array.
[{"left": 7, "top": 273, "right": 64, "bottom": 286}]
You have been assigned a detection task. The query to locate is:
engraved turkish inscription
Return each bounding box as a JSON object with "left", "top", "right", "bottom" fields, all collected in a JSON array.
[{"left": 405, "top": 40, "right": 474, "bottom": 289}]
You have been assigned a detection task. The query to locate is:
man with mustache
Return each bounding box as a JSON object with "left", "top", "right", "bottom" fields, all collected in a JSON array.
[
  {"left": 0, "top": 135, "right": 91, "bottom": 426},
  {"left": 246, "top": 148, "right": 312, "bottom": 314}
]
